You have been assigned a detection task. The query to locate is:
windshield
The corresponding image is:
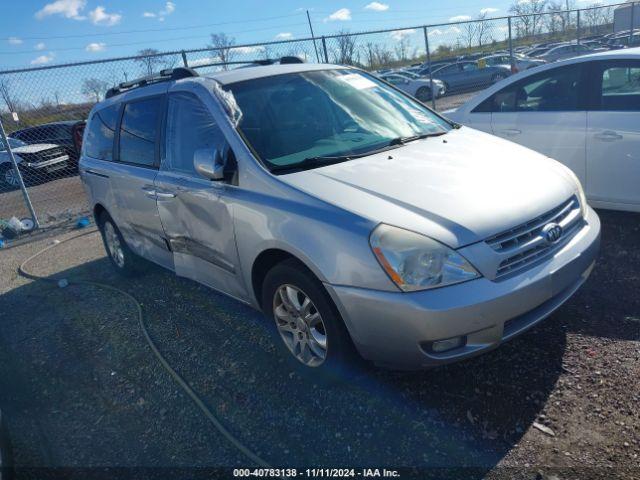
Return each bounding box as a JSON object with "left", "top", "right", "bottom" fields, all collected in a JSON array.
[
  {"left": 0, "top": 137, "right": 26, "bottom": 151},
  {"left": 226, "top": 69, "right": 451, "bottom": 172}
]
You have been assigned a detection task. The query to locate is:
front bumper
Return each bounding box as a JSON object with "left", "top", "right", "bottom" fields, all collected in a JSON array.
[{"left": 326, "top": 207, "right": 601, "bottom": 369}]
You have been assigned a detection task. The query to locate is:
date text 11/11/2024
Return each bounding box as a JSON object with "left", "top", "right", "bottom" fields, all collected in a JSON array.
[{"left": 233, "top": 468, "right": 401, "bottom": 478}]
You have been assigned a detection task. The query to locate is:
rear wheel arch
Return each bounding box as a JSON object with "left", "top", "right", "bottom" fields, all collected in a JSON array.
[{"left": 93, "top": 203, "right": 108, "bottom": 225}]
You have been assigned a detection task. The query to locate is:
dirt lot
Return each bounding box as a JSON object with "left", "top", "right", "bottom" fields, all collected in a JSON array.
[{"left": 0, "top": 209, "right": 638, "bottom": 479}]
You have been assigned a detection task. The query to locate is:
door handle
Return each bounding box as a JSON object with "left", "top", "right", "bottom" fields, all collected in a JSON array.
[
  {"left": 155, "top": 190, "right": 176, "bottom": 199},
  {"left": 595, "top": 131, "right": 623, "bottom": 141},
  {"left": 500, "top": 128, "right": 522, "bottom": 136},
  {"left": 85, "top": 169, "right": 109, "bottom": 179},
  {"left": 141, "top": 185, "right": 157, "bottom": 198}
]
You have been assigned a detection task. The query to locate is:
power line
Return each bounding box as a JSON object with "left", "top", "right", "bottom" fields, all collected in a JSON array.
[
  {"left": 0, "top": 23, "right": 308, "bottom": 56},
  {"left": 0, "top": 12, "right": 304, "bottom": 42}
]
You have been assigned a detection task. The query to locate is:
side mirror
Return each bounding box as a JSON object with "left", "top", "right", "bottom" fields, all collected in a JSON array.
[{"left": 194, "top": 148, "right": 225, "bottom": 181}]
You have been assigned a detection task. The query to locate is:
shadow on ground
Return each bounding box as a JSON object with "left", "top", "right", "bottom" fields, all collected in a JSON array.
[{"left": 0, "top": 210, "right": 638, "bottom": 479}]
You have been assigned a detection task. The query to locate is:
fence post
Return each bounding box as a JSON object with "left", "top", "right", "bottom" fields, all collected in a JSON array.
[
  {"left": 321, "top": 36, "right": 329, "bottom": 63},
  {"left": 423, "top": 26, "right": 436, "bottom": 110},
  {"left": 0, "top": 116, "right": 40, "bottom": 229},
  {"left": 181, "top": 50, "right": 188, "bottom": 67},
  {"left": 630, "top": 2, "right": 635, "bottom": 46},
  {"left": 306, "top": 10, "right": 321, "bottom": 63},
  {"left": 576, "top": 9, "right": 581, "bottom": 44},
  {"left": 508, "top": 17, "right": 516, "bottom": 74}
]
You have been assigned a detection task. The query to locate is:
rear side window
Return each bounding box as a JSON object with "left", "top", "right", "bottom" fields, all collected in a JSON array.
[
  {"left": 163, "top": 92, "right": 227, "bottom": 176},
  {"left": 473, "top": 64, "right": 583, "bottom": 113},
  {"left": 84, "top": 104, "right": 120, "bottom": 161},
  {"left": 119, "top": 97, "right": 162, "bottom": 167},
  {"left": 597, "top": 61, "right": 640, "bottom": 111}
]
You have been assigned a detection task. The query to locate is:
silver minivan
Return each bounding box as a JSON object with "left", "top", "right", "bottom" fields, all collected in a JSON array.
[{"left": 80, "top": 63, "right": 601, "bottom": 372}]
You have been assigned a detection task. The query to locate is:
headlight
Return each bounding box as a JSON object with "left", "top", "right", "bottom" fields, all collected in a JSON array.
[
  {"left": 369, "top": 224, "right": 480, "bottom": 292},
  {"left": 563, "top": 168, "right": 588, "bottom": 217}
]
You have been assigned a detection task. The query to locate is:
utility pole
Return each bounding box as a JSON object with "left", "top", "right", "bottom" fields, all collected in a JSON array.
[{"left": 306, "top": 10, "right": 321, "bottom": 63}]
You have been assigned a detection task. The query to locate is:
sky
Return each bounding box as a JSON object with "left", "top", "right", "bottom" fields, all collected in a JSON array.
[{"left": 0, "top": 0, "right": 603, "bottom": 70}]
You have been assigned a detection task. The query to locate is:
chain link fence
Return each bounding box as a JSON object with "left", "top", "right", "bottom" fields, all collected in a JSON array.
[{"left": 0, "top": 2, "right": 634, "bottom": 240}]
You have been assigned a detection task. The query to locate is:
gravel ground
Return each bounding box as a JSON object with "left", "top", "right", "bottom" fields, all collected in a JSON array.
[{"left": 0, "top": 208, "right": 638, "bottom": 480}]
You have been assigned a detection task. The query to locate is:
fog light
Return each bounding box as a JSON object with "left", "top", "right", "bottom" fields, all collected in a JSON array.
[{"left": 431, "top": 336, "right": 465, "bottom": 353}]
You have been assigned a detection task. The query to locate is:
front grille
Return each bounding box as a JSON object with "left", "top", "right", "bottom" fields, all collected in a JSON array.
[
  {"left": 18, "top": 147, "right": 66, "bottom": 164},
  {"left": 486, "top": 196, "right": 583, "bottom": 279}
]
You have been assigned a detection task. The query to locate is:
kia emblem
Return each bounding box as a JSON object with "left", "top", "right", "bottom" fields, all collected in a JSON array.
[{"left": 542, "top": 223, "right": 563, "bottom": 245}]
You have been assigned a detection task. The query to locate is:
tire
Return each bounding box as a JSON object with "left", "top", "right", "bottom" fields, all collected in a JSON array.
[
  {"left": 0, "top": 164, "right": 20, "bottom": 192},
  {"left": 97, "top": 211, "right": 146, "bottom": 277},
  {"left": 416, "top": 86, "right": 431, "bottom": 102},
  {"left": 261, "top": 259, "right": 360, "bottom": 378}
]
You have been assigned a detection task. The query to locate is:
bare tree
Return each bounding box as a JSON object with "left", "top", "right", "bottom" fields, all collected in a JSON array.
[
  {"left": 0, "top": 78, "right": 18, "bottom": 113},
  {"left": 583, "top": 3, "right": 611, "bottom": 30},
  {"left": 374, "top": 44, "right": 394, "bottom": 67},
  {"left": 510, "top": 0, "right": 548, "bottom": 38},
  {"left": 81, "top": 78, "right": 110, "bottom": 103},
  {"left": 544, "top": 2, "right": 564, "bottom": 35},
  {"left": 209, "top": 33, "right": 236, "bottom": 70},
  {"left": 459, "top": 20, "right": 479, "bottom": 49},
  {"left": 135, "top": 48, "right": 167, "bottom": 76},
  {"left": 394, "top": 37, "right": 411, "bottom": 62},
  {"left": 332, "top": 30, "right": 359, "bottom": 65},
  {"left": 476, "top": 13, "right": 494, "bottom": 47}
]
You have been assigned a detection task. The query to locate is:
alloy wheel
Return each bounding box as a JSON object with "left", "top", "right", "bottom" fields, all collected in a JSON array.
[
  {"left": 273, "top": 284, "right": 328, "bottom": 367},
  {"left": 104, "top": 221, "right": 125, "bottom": 268},
  {"left": 3, "top": 167, "right": 19, "bottom": 187}
]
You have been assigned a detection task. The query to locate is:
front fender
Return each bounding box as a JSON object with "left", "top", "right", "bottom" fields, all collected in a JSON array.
[{"left": 230, "top": 187, "right": 397, "bottom": 307}]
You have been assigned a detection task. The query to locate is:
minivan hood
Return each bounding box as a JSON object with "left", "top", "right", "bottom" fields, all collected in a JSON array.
[{"left": 280, "top": 127, "right": 577, "bottom": 248}]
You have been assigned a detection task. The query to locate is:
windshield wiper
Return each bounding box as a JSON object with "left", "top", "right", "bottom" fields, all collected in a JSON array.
[
  {"left": 389, "top": 131, "right": 448, "bottom": 145},
  {"left": 270, "top": 131, "right": 448, "bottom": 174},
  {"left": 270, "top": 155, "right": 353, "bottom": 174}
]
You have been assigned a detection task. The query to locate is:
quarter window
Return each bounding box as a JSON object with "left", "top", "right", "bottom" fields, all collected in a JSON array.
[
  {"left": 598, "top": 63, "right": 640, "bottom": 111},
  {"left": 119, "top": 97, "right": 162, "bottom": 167},
  {"left": 163, "top": 92, "right": 227, "bottom": 176},
  {"left": 84, "top": 104, "right": 120, "bottom": 161}
]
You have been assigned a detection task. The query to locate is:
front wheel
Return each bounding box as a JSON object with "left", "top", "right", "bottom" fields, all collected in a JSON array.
[
  {"left": 0, "top": 164, "right": 20, "bottom": 191},
  {"left": 416, "top": 86, "right": 431, "bottom": 102},
  {"left": 262, "top": 259, "right": 359, "bottom": 377}
]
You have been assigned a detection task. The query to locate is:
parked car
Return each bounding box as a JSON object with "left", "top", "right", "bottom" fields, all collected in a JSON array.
[
  {"left": 380, "top": 73, "right": 446, "bottom": 101},
  {"left": 445, "top": 48, "right": 640, "bottom": 212},
  {"left": 478, "top": 53, "right": 546, "bottom": 71},
  {"left": 80, "top": 64, "right": 599, "bottom": 373},
  {"left": 607, "top": 32, "right": 640, "bottom": 49},
  {"left": 0, "top": 137, "right": 70, "bottom": 190},
  {"left": 431, "top": 61, "right": 511, "bottom": 92},
  {"left": 11, "top": 120, "right": 85, "bottom": 169},
  {"left": 537, "top": 43, "right": 602, "bottom": 62},
  {"left": 525, "top": 45, "right": 559, "bottom": 57},
  {"left": 411, "top": 61, "right": 453, "bottom": 77}
]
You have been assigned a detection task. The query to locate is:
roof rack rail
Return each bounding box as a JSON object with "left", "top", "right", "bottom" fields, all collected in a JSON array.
[
  {"left": 251, "top": 56, "right": 305, "bottom": 66},
  {"left": 190, "top": 56, "right": 305, "bottom": 71},
  {"left": 105, "top": 67, "right": 198, "bottom": 99}
]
